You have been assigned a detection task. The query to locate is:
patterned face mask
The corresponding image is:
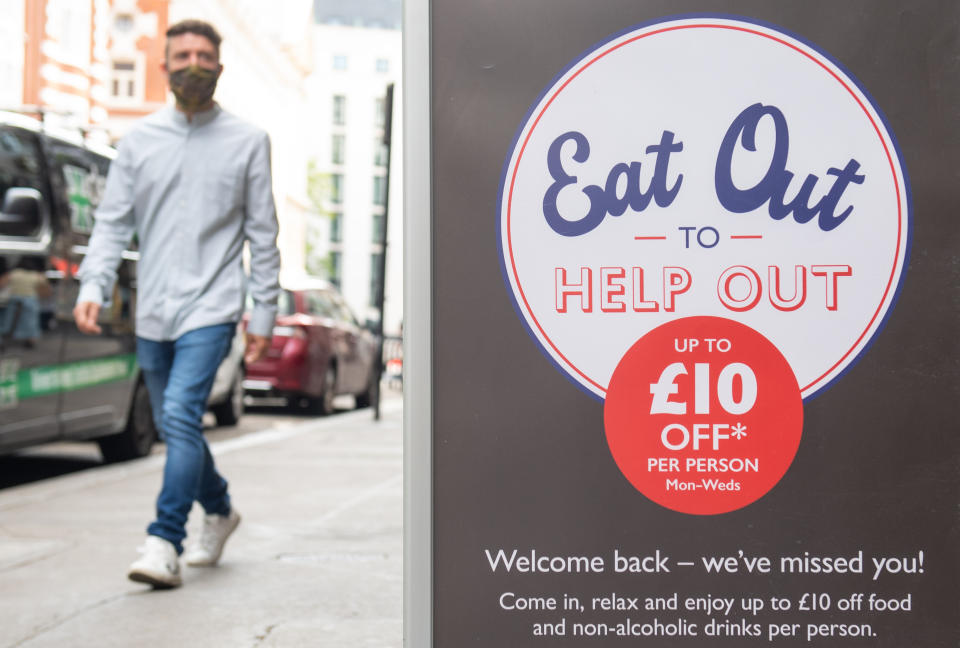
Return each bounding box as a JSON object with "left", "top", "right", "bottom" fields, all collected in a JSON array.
[{"left": 168, "top": 65, "right": 220, "bottom": 111}]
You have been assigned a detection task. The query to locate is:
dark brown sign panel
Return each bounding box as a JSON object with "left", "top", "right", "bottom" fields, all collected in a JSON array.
[{"left": 427, "top": 1, "right": 958, "bottom": 645}]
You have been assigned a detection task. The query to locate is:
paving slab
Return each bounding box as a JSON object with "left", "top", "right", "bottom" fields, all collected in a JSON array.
[{"left": 0, "top": 398, "right": 403, "bottom": 648}]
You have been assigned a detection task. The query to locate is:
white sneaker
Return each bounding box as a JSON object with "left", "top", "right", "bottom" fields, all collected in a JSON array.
[
  {"left": 128, "top": 535, "right": 182, "bottom": 588},
  {"left": 185, "top": 508, "right": 241, "bottom": 567}
]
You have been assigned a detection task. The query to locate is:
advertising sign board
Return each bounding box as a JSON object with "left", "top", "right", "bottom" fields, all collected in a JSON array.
[{"left": 404, "top": 1, "right": 958, "bottom": 645}]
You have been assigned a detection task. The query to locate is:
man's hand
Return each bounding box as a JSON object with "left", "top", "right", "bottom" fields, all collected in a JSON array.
[
  {"left": 73, "top": 301, "right": 102, "bottom": 335},
  {"left": 244, "top": 333, "right": 270, "bottom": 364}
]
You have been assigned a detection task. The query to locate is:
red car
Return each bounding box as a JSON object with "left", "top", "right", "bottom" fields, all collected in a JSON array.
[{"left": 243, "top": 281, "right": 379, "bottom": 413}]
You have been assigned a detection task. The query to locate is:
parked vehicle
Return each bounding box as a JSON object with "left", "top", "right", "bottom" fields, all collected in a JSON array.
[
  {"left": 243, "top": 280, "right": 379, "bottom": 414},
  {"left": 208, "top": 328, "right": 246, "bottom": 426},
  {"left": 0, "top": 111, "right": 242, "bottom": 463}
]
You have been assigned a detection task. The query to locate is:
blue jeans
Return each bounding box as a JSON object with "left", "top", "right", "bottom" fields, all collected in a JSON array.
[{"left": 136, "top": 323, "right": 236, "bottom": 554}]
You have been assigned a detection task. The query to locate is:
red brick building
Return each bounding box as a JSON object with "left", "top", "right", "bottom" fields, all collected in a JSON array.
[{"left": 20, "top": 0, "right": 170, "bottom": 140}]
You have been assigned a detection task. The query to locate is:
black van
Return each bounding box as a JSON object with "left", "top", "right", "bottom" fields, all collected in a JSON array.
[{"left": 0, "top": 111, "right": 244, "bottom": 462}]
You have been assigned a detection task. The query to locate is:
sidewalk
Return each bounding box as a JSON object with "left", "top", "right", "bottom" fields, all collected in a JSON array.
[{"left": 0, "top": 398, "right": 403, "bottom": 648}]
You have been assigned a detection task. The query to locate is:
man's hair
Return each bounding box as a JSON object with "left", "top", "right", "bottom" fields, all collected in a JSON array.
[{"left": 165, "top": 19, "right": 222, "bottom": 59}]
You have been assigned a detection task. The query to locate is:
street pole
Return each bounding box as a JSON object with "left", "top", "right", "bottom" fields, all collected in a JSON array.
[{"left": 373, "top": 83, "right": 394, "bottom": 421}]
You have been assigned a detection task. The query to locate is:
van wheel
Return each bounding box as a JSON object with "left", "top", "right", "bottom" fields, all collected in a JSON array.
[
  {"left": 212, "top": 374, "right": 244, "bottom": 426},
  {"left": 98, "top": 381, "right": 157, "bottom": 463}
]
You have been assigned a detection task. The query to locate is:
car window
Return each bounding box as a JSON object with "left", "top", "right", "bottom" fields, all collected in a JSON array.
[
  {"left": 246, "top": 289, "right": 294, "bottom": 316},
  {"left": 306, "top": 290, "right": 338, "bottom": 318},
  {"left": 278, "top": 290, "right": 294, "bottom": 316},
  {"left": 330, "top": 292, "right": 359, "bottom": 326}
]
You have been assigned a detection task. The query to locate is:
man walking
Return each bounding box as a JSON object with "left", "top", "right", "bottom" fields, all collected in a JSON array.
[{"left": 74, "top": 19, "right": 280, "bottom": 588}]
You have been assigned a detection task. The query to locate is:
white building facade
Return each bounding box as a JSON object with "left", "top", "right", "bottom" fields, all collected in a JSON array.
[{"left": 305, "top": 22, "right": 403, "bottom": 335}]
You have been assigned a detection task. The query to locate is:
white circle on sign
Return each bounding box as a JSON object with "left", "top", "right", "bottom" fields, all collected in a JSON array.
[{"left": 498, "top": 14, "right": 911, "bottom": 401}]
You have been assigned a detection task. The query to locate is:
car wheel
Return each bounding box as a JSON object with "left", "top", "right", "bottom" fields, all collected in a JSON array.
[
  {"left": 98, "top": 381, "right": 158, "bottom": 463},
  {"left": 355, "top": 363, "right": 380, "bottom": 409},
  {"left": 212, "top": 373, "right": 244, "bottom": 426},
  {"left": 312, "top": 364, "right": 337, "bottom": 415}
]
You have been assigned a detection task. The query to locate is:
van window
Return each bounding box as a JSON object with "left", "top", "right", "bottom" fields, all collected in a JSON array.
[
  {"left": 0, "top": 128, "right": 46, "bottom": 238},
  {"left": 0, "top": 128, "right": 44, "bottom": 193},
  {"left": 48, "top": 139, "right": 108, "bottom": 238}
]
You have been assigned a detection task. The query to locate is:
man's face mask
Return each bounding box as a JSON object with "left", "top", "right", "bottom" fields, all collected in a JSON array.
[{"left": 168, "top": 64, "right": 220, "bottom": 111}]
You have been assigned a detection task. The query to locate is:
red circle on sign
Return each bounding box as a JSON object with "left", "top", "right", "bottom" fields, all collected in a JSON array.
[{"left": 604, "top": 317, "right": 803, "bottom": 514}]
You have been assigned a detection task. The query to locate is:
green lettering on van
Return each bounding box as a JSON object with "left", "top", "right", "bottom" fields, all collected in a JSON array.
[{"left": 1, "top": 354, "right": 137, "bottom": 401}]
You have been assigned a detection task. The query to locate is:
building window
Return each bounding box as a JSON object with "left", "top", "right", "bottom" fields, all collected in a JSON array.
[
  {"left": 110, "top": 61, "right": 137, "bottom": 99},
  {"left": 375, "top": 58, "right": 389, "bottom": 73},
  {"left": 329, "top": 251, "right": 342, "bottom": 288},
  {"left": 333, "top": 95, "right": 346, "bottom": 126},
  {"left": 333, "top": 54, "right": 348, "bottom": 70},
  {"left": 305, "top": 215, "right": 328, "bottom": 278},
  {"left": 332, "top": 134, "right": 345, "bottom": 165},
  {"left": 114, "top": 14, "right": 135, "bottom": 33},
  {"left": 374, "top": 97, "right": 386, "bottom": 128},
  {"left": 372, "top": 176, "right": 386, "bottom": 206},
  {"left": 374, "top": 138, "right": 387, "bottom": 166},
  {"left": 372, "top": 212, "right": 385, "bottom": 244},
  {"left": 369, "top": 252, "right": 383, "bottom": 307},
  {"left": 331, "top": 174, "right": 343, "bottom": 204},
  {"left": 330, "top": 211, "right": 343, "bottom": 243}
]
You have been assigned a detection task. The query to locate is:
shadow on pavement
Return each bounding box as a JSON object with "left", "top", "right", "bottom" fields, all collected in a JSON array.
[
  {"left": 0, "top": 391, "right": 399, "bottom": 491},
  {"left": 0, "top": 453, "right": 104, "bottom": 489}
]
